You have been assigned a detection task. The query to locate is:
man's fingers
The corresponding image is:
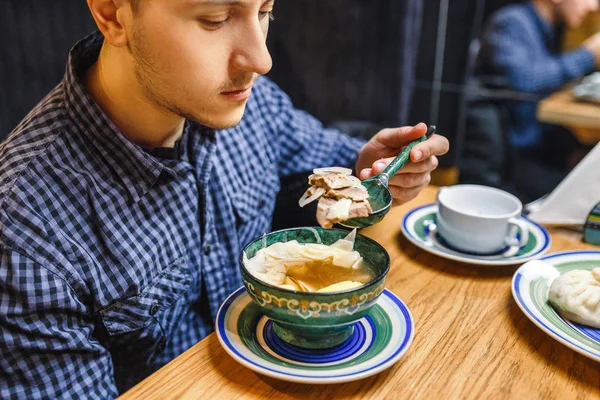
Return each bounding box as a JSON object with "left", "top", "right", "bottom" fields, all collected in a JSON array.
[
  {"left": 410, "top": 134, "right": 450, "bottom": 163},
  {"left": 373, "top": 123, "right": 427, "bottom": 150},
  {"left": 359, "top": 168, "right": 374, "bottom": 180},
  {"left": 389, "top": 173, "right": 431, "bottom": 189},
  {"left": 368, "top": 155, "right": 438, "bottom": 175},
  {"left": 356, "top": 124, "right": 445, "bottom": 207},
  {"left": 359, "top": 169, "right": 431, "bottom": 205},
  {"left": 390, "top": 186, "right": 425, "bottom": 206}
]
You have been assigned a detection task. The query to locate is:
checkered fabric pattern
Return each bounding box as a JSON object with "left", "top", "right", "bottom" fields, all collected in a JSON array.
[
  {"left": 0, "top": 32, "right": 365, "bottom": 399},
  {"left": 481, "top": 2, "right": 596, "bottom": 148}
]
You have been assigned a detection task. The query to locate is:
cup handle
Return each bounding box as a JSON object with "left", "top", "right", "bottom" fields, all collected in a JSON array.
[{"left": 505, "top": 217, "right": 529, "bottom": 248}]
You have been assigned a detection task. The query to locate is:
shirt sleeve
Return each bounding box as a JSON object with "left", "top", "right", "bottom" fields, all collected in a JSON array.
[
  {"left": 484, "top": 16, "right": 596, "bottom": 94},
  {"left": 0, "top": 246, "right": 118, "bottom": 399},
  {"left": 255, "top": 76, "right": 367, "bottom": 178}
]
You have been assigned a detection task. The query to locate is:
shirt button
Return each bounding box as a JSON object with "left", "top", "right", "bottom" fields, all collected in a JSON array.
[
  {"left": 204, "top": 245, "right": 212, "bottom": 255},
  {"left": 157, "top": 337, "right": 167, "bottom": 352},
  {"left": 258, "top": 199, "right": 266, "bottom": 208},
  {"left": 150, "top": 302, "right": 160, "bottom": 316}
]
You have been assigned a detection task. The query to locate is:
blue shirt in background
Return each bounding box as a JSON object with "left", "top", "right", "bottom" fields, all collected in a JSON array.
[
  {"left": 0, "top": 32, "right": 364, "bottom": 399},
  {"left": 481, "top": 2, "right": 596, "bottom": 148}
]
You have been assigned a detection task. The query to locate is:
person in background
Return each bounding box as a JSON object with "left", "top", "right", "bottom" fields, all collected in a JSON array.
[
  {"left": 0, "top": 0, "right": 448, "bottom": 398},
  {"left": 465, "top": 0, "right": 600, "bottom": 201}
]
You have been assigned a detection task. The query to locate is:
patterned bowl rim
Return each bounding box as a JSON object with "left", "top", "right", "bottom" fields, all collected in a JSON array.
[{"left": 238, "top": 227, "right": 391, "bottom": 297}]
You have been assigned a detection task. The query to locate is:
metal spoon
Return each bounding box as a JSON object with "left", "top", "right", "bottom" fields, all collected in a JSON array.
[{"left": 340, "top": 125, "right": 437, "bottom": 229}]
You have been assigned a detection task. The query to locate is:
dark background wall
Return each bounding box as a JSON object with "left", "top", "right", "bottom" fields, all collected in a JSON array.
[
  {"left": 0, "top": 1, "right": 96, "bottom": 137},
  {"left": 267, "top": 0, "right": 422, "bottom": 129}
]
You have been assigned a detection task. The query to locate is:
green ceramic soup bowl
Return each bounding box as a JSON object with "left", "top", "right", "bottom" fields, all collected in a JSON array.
[{"left": 239, "top": 227, "right": 390, "bottom": 349}]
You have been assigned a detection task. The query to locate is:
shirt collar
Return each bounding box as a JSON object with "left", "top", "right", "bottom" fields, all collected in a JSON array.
[{"left": 62, "top": 31, "right": 179, "bottom": 203}]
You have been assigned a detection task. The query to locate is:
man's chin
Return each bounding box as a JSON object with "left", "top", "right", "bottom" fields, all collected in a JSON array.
[{"left": 188, "top": 106, "right": 246, "bottom": 130}]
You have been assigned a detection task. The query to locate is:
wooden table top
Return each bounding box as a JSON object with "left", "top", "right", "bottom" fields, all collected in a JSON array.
[
  {"left": 120, "top": 186, "right": 600, "bottom": 400},
  {"left": 537, "top": 86, "right": 600, "bottom": 144}
]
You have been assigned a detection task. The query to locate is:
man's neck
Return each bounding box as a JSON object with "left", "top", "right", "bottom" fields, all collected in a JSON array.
[
  {"left": 83, "top": 43, "right": 185, "bottom": 149},
  {"left": 532, "top": 0, "right": 558, "bottom": 26}
]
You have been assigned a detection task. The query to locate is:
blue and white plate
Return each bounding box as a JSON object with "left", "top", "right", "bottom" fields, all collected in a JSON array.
[
  {"left": 215, "top": 287, "right": 414, "bottom": 384},
  {"left": 512, "top": 251, "right": 600, "bottom": 362},
  {"left": 401, "top": 204, "right": 551, "bottom": 266}
]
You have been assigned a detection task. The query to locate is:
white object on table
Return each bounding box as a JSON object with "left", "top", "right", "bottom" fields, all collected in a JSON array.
[{"left": 528, "top": 142, "right": 600, "bottom": 226}]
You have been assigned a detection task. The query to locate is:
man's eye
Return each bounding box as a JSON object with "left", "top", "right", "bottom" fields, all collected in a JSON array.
[
  {"left": 259, "top": 11, "right": 274, "bottom": 21},
  {"left": 199, "top": 18, "right": 228, "bottom": 29}
]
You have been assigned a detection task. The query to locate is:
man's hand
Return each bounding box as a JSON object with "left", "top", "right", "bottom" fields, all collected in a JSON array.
[
  {"left": 583, "top": 32, "right": 600, "bottom": 68},
  {"left": 355, "top": 122, "right": 450, "bottom": 206}
]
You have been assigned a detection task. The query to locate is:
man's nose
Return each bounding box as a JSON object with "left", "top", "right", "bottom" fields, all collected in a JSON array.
[{"left": 231, "top": 22, "right": 273, "bottom": 75}]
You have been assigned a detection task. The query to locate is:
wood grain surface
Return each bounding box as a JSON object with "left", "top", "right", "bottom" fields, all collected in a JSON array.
[
  {"left": 120, "top": 186, "right": 600, "bottom": 400},
  {"left": 537, "top": 88, "right": 600, "bottom": 144}
]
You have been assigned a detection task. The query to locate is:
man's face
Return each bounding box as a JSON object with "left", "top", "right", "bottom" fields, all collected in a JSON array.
[
  {"left": 555, "top": 0, "right": 598, "bottom": 28},
  {"left": 127, "top": 0, "right": 274, "bottom": 129}
]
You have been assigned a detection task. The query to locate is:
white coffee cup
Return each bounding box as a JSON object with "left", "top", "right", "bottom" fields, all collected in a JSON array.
[{"left": 435, "top": 185, "right": 529, "bottom": 254}]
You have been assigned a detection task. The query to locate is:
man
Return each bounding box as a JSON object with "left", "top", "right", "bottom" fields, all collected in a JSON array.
[
  {"left": 0, "top": 0, "right": 448, "bottom": 398},
  {"left": 469, "top": 0, "right": 600, "bottom": 200}
]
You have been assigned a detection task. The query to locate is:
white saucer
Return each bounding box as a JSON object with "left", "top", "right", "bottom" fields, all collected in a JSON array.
[{"left": 401, "top": 204, "right": 551, "bottom": 266}]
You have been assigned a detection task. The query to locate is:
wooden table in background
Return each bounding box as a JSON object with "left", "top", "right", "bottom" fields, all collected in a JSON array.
[
  {"left": 556, "top": 10, "right": 600, "bottom": 146},
  {"left": 120, "top": 186, "right": 600, "bottom": 400},
  {"left": 537, "top": 87, "right": 600, "bottom": 145}
]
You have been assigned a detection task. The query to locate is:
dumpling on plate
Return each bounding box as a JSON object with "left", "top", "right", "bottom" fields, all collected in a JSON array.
[{"left": 548, "top": 268, "right": 600, "bottom": 328}]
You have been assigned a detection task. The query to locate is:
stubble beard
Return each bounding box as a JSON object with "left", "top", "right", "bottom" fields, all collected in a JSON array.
[{"left": 128, "top": 26, "right": 246, "bottom": 130}]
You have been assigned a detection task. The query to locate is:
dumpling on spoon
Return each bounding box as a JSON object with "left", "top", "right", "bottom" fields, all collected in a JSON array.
[
  {"left": 548, "top": 268, "right": 600, "bottom": 328},
  {"left": 298, "top": 167, "right": 372, "bottom": 229}
]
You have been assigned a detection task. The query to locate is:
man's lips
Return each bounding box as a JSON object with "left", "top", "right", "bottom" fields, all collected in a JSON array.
[{"left": 220, "top": 86, "right": 253, "bottom": 102}]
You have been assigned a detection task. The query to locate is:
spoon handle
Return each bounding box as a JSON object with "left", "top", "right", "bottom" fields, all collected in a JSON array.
[{"left": 380, "top": 125, "right": 436, "bottom": 183}]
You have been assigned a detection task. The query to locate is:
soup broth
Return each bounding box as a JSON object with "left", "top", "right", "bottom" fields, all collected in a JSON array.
[{"left": 285, "top": 260, "right": 375, "bottom": 292}]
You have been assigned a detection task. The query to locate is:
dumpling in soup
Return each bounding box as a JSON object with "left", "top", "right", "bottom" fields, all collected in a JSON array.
[{"left": 244, "top": 229, "right": 374, "bottom": 292}]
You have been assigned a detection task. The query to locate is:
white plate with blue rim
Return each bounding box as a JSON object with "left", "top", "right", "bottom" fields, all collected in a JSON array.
[
  {"left": 400, "top": 203, "right": 551, "bottom": 266},
  {"left": 512, "top": 251, "right": 600, "bottom": 362},
  {"left": 215, "top": 286, "right": 414, "bottom": 384}
]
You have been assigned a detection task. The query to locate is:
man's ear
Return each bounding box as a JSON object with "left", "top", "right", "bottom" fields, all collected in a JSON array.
[{"left": 87, "top": 0, "right": 132, "bottom": 47}]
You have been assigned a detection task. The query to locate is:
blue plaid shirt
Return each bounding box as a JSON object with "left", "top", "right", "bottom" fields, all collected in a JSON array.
[
  {"left": 0, "top": 32, "right": 364, "bottom": 399},
  {"left": 481, "top": 2, "right": 596, "bottom": 148}
]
